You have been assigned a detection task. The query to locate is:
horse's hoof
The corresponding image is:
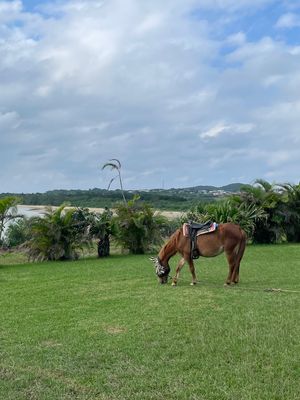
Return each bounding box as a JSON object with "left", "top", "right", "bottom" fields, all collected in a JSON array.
[
  {"left": 190, "top": 282, "right": 197, "bottom": 286},
  {"left": 171, "top": 282, "right": 177, "bottom": 287}
]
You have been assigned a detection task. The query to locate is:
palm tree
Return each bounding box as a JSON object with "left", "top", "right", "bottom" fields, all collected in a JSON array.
[
  {"left": 240, "top": 180, "right": 285, "bottom": 243},
  {"left": 25, "top": 205, "right": 91, "bottom": 261},
  {"left": 102, "top": 159, "right": 126, "bottom": 203},
  {"left": 88, "top": 208, "right": 113, "bottom": 257},
  {"left": 0, "top": 196, "right": 20, "bottom": 247},
  {"left": 279, "top": 183, "right": 300, "bottom": 242},
  {"left": 113, "top": 195, "right": 167, "bottom": 254}
]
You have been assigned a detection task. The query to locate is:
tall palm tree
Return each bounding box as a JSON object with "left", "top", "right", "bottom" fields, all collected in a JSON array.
[{"left": 102, "top": 159, "right": 126, "bottom": 203}]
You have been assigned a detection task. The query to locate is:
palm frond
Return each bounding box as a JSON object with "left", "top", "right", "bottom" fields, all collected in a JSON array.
[
  {"left": 102, "top": 162, "right": 119, "bottom": 171},
  {"left": 109, "top": 158, "right": 121, "bottom": 168},
  {"left": 107, "top": 176, "right": 118, "bottom": 190}
]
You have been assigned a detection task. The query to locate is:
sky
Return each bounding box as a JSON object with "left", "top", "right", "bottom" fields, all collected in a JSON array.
[{"left": 1, "top": 0, "right": 300, "bottom": 193}]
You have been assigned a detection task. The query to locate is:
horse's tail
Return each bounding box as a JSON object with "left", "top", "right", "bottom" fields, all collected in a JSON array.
[
  {"left": 236, "top": 228, "right": 247, "bottom": 264},
  {"left": 230, "top": 228, "right": 246, "bottom": 283}
]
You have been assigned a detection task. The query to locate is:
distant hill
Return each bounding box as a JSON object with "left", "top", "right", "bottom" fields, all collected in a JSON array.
[{"left": 0, "top": 183, "right": 247, "bottom": 211}]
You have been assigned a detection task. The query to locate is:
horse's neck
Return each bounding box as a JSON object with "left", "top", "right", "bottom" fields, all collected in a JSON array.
[{"left": 158, "top": 230, "right": 178, "bottom": 265}]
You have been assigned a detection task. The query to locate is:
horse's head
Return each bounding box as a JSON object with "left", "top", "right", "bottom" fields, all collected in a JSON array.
[{"left": 150, "top": 257, "right": 170, "bottom": 284}]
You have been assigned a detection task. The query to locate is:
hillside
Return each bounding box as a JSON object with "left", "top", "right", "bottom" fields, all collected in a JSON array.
[{"left": 0, "top": 183, "right": 246, "bottom": 211}]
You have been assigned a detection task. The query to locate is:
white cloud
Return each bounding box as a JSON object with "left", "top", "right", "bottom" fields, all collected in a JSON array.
[
  {"left": 276, "top": 12, "right": 300, "bottom": 28},
  {"left": 200, "top": 123, "right": 254, "bottom": 139},
  {"left": 0, "top": 0, "right": 299, "bottom": 192},
  {"left": 0, "top": 0, "right": 22, "bottom": 20},
  {"left": 226, "top": 32, "right": 247, "bottom": 46},
  {"left": 0, "top": 111, "right": 20, "bottom": 130},
  {"left": 135, "top": 14, "right": 164, "bottom": 35}
]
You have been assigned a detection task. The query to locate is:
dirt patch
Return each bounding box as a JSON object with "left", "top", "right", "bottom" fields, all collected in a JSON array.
[{"left": 104, "top": 326, "right": 127, "bottom": 335}]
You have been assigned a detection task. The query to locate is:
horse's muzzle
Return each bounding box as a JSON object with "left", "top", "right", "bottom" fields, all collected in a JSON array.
[{"left": 159, "top": 275, "right": 169, "bottom": 284}]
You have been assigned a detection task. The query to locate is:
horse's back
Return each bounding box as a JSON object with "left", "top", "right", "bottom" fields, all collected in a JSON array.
[
  {"left": 219, "top": 222, "right": 245, "bottom": 238},
  {"left": 197, "top": 223, "right": 245, "bottom": 257}
]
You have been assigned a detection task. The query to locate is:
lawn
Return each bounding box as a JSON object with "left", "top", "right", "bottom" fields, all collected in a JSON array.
[{"left": 0, "top": 244, "right": 300, "bottom": 400}]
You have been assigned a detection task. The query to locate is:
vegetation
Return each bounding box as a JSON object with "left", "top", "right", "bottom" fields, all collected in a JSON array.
[
  {"left": 185, "top": 198, "right": 266, "bottom": 238},
  {"left": 185, "top": 180, "right": 300, "bottom": 244},
  {"left": 25, "top": 205, "right": 92, "bottom": 261},
  {"left": 0, "top": 196, "right": 20, "bottom": 246},
  {"left": 0, "top": 245, "right": 299, "bottom": 399},
  {"left": 0, "top": 184, "right": 244, "bottom": 211},
  {"left": 237, "top": 180, "right": 286, "bottom": 243},
  {"left": 2, "top": 180, "right": 300, "bottom": 258},
  {"left": 279, "top": 183, "right": 300, "bottom": 242},
  {"left": 4, "top": 197, "right": 168, "bottom": 258},
  {"left": 113, "top": 196, "right": 167, "bottom": 254},
  {"left": 102, "top": 158, "right": 127, "bottom": 203},
  {"left": 4, "top": 217, "right": 31, "bottom": 248},
  {"left": 89, "top": 207, "right": 113, "bottom": 257}
]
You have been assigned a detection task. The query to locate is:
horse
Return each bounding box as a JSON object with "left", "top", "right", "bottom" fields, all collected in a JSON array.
[{"left": 151, "top": 223, "right": 246, "bottom": 286}]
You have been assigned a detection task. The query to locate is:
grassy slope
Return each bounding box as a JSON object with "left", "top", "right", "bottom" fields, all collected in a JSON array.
[{"left": 0, "top": 245, "right": 300, "bottom": 400}]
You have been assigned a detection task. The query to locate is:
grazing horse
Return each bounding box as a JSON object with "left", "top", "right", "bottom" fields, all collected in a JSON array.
[{"left": 151, "top": 223, "right": 246, "bottom": 286}]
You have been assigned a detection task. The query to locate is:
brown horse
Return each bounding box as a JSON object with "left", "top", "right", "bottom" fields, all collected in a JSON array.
[{"left": 151, "top": 223, "right": 246, "bottom": 286}]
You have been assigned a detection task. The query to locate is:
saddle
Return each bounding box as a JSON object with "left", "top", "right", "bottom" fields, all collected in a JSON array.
[{"left": 183, "top": 221, "right": 218, "bottom": 259}]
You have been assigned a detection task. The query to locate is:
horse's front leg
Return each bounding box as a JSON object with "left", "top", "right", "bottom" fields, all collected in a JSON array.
[{"left": 172, "top": 257, "right": 185, "bottom": 286}]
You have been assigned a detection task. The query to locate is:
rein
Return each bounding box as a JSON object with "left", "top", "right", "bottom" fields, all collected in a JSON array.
[{"left": 167, "top": 274, "right": 300, "bottom": 294}]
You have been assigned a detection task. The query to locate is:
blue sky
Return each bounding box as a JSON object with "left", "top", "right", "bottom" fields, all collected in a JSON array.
[{"left": 0, "top": 0, "right": 300, "bottom": 192}]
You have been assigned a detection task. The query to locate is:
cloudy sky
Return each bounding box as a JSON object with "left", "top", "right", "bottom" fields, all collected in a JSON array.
[{"left": 1, "top": 0, "right": 300, "bottom": 193}]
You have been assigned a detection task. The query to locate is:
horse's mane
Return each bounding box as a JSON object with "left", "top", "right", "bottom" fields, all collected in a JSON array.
[{"left": 158, "top": 228, "right": 181, "bottom": 260}]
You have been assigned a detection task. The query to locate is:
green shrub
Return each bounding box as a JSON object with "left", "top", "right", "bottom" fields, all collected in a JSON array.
[
  {"left": 185, "top": 199, "right": 266, "bottom": 238},
  {"left": 0, "top": 196, "right": 20, "bottom": 246},
  {"left": 25, "top": 205, "right": 92, "bottom": 261},
  {"left": 4, "top": 218, "right": 30, "bottom": 248},
  {"left": 113, "top": 196, "right": 167, "bottom": 254}
]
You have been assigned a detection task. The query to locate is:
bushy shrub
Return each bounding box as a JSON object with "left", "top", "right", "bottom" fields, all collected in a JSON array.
[
  {"left": 4, "top": 218, "right": 30, "bottom": 248},
  {"left": 239, "top": 181, "right": 286, "bottom": 243},
  {"left": 113, "top": 196, "right": 167, "bottom": 254},
  {"left": 25, "top": 205, "right": 92, "bottom": 261},
  {"left": 185, "top": 199, "right": 266, "bottom": 239},
  {"left": 0, "top": 196, "right": 20, "bottom": 246},
  {"left": 280, "top": 183, "right": 300, "bottom": 243}
]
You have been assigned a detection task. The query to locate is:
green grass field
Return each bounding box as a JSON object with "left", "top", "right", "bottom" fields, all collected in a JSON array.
[{"left": 1, "top": 245, "right": 300, "bottom": 400}]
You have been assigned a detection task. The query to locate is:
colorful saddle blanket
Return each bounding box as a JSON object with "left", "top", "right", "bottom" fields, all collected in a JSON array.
[{"left": 183, "top": 221, "right": 218, "bottom": 237}]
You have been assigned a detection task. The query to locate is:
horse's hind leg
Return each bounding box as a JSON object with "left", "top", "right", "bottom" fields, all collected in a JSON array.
[
  {"left": 232, "top": 237, "right": 246, "bottom": 283},
  {"left": 187, "top": 257, "right": 197, "bottom": 285},
  {"left": 225, "top": 251, "right": 236, "bottom": 285},
  {"left": 225, "top": 243, "right": 245, "bottom": 284},
  {"left": 172, "top": 257, "right": 185, "bottom": 286},
  {"left": 234, "top": 265, "right": 240, "bottom": 284}
]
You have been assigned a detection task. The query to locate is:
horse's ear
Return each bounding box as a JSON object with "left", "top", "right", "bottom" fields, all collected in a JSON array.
[{"left": 149, "top": 257, "right": 157, "bottom": 265}]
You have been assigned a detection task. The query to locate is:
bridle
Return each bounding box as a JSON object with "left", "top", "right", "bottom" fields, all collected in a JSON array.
[{"left": 150, "top": 257, "right": 170, "bottom": 278}]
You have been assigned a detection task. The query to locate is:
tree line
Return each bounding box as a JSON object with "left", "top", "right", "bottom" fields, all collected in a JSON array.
[
  {"left": 0, "top": 188, "right": 219, "bottom": 211},
  {"left": 1, "top": 180, "right": 299, "bottom": 261}
]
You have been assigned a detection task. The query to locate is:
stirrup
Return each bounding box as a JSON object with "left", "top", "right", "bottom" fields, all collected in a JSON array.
[{"left": 192, "top": 248, "right": 200, "bottom": 259}]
